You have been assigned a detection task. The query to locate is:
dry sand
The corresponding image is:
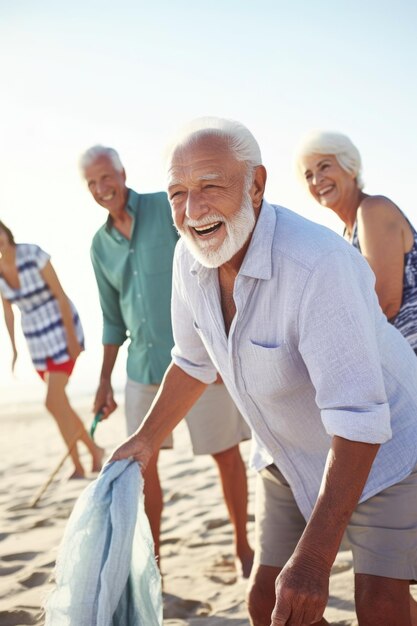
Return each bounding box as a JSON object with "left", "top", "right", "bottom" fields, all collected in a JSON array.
[{"left": 1, "top": 397, "right": 406, "bottom": 626}]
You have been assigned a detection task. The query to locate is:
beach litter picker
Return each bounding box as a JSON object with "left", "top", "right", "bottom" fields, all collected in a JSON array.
[
  {"left": 89, "top": 410, "right": 104, "bottom": 440},
  {"left": 29, "top": 411, "right": 104, "bottom": 508}
]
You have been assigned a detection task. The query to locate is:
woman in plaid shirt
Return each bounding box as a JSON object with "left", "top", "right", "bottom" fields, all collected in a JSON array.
[{"left": 0, "top": 220, "right": 103, "bottom": 478}]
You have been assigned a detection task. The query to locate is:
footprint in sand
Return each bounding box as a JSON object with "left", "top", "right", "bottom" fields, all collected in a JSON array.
[
  {"left": 2, "top": 552, "right": 40, "bottom": 562},
  {"left": 187, "top": 541, "right": 213, "bottom": 549},
  {"left": 195, "top": 481, "right": 216, "bottom": 491},
  {"left": 170, "top": 468, "right": 198, "bottom": 480},
  {"left": 163, "top": 593, "right": 212, "bottom": 619},
  {"left": 205, "top": 518, "right": 229, "bottom": 530},
  {"left": 0, "top": 609, "right": 39, "bottom": 625},
  {"left": 39, "top": 559, "right": 55, "bottom": 569},
  {"left": 19, "top": 570, "right": 50, "bottom": 588},
  {"left": 6, "top": 503, "right": 32, "bottom": 513},
  {"left": 0, "top": 564, "right": 24, "bottom": 576},
  {"left": 205, "top": 555, "right": 238, "bottom": 585},
  {"left": 167, "top": 491, "right": 193, "bottom": 503},
  {"left": 160, "top": 536, "right": 181, "bottom": 547},
  {"left": 5, "top": 514, "right": 29, "bottom": 522}
]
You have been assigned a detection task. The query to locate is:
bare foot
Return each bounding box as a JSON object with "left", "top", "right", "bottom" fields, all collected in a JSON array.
[
  {"left": 91, "top": 446, "right": 105, "bottom": 473},
  {"left": 238, "top": 550, "right": 254, "bottom": 579},
  {"left": 69, "top": 469, "right": 85, "bottom": 479}
]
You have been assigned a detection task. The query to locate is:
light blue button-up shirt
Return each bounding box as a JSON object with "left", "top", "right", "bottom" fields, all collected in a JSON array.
[{"left": 171, "top": 201, "right": 417, "bottom": 520}]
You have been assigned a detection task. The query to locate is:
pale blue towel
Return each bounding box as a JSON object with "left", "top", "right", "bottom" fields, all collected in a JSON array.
[{"left": 45, "top": 459, "right": 162, "bottom": 626}]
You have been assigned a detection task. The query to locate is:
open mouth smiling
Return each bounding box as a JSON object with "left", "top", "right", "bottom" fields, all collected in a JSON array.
[
  {"left": 192, "top": 221, "right": 223, "bottom": 236},
  {"left": 101, "top": 193, "right": 115, "bottom": 201},
  {"left": 318, "top": 185, "right": 334, "bottom": 197}
]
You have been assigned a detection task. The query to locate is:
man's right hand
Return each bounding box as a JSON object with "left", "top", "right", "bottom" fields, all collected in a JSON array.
[
  {"left": 109, "top": 431, "right": 154, "bottom": 470},
  {"left": 93, "top": 380, "right": 117, "bottom": 419}
]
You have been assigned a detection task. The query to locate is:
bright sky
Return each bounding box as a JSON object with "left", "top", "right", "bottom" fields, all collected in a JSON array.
[{"left": 1, "top": 0, "right": 416, "bottom": 407}]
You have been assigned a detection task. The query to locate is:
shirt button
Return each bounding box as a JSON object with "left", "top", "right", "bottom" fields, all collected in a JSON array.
[
  {"left": 141, "top": 318, "right": 146, "bottom": 323},
  {"left": 133, "top": 270, "right": 138, "bottom": 275},
  {"left": 130, "top": 249, "right": 134, "bottom": 254},
  {"left": 137, "top": 294, "right": 142, "bottom": 298},
  {"left": 148, "top": 343, "right": 153, "bottom": 348}
]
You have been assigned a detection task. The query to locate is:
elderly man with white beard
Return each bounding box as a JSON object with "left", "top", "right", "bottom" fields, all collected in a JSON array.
[{"left": 111, "top": 117, "right": 417, "bottom": 626}]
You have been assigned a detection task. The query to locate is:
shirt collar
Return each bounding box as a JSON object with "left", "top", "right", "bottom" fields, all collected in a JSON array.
[
  {"left": 239, "top": 200, "right": 275, "bottom": 280},
  {"left": 189, "top": 199, "right": 276, "bottom": 281},
  {"left": 105, "top": 188, "right": 137, "bottom": 232}
]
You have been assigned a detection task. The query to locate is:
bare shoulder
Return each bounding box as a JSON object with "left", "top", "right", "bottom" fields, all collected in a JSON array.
[{"left": 358, "top": 194, "right": 403, "bottom": 227}]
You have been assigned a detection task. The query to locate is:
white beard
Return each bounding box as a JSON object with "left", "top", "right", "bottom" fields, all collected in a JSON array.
[{"left": 178, "top": 191, "right": 256, "bottom": 268}]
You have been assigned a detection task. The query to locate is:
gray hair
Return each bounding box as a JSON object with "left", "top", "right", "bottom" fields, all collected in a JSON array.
[
  {"left": 166, "top": 116, "right": 263, "bottom": 171},
  {"left": 296, "top": 131, "right": 364, "bottom": 189},
  {"left": 79, "top": 145, "right": 124, "bottom": 174}
]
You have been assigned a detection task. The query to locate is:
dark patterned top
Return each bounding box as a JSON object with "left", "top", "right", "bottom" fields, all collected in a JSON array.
[
  {"left": 350, "top": 214, "right": 417, "bottom": 349},
  {"left": 0, "top": 244, "right": 84, "bottom": 370}
]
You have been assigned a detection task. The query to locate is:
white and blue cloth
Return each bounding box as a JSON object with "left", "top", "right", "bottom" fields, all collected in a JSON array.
[{"left": 44, "top": 459, "right": 162, "bottom": 626}]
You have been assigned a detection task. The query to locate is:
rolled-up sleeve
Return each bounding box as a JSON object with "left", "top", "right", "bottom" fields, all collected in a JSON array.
[
  {"left": 90, "top": 246, "right": 127, "bottom": 346},
  {"left": 298, "top": 248, "right": 392, "bottom": 443},
  {"left": 170, "top": 249, "right": 217, "bottom": 384}
]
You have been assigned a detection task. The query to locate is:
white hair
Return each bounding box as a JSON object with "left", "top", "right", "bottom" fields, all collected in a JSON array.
[
  {"left": 79, "top": 145, "right": 124, "bottom": 174},
  {"left": 295, "top": 131, "right": 364, "bottom": 189},
  {"left": 166, "top": 116, "right": 262, "bottom": 172}
]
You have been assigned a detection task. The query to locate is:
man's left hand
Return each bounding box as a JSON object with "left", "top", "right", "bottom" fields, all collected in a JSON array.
[{"left": 270, "top": 555, "right": 329, "bottom": 625}]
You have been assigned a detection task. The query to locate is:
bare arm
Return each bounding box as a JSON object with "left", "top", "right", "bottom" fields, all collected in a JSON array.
[
  {"left": 271, "top": 436, "right": 380, "bottom": 625},
  {"left": 110, "top": 362, "right": 207, "bottom": 466},
  {"left": 357, "top": 196, "right": 410, "bottom": 320},
  {"left": 40, "top": 261, "right": 82, "bottom": 359},
  {"left": 93, "top": 344, "right": 120, "bottom": 418},
  {"left": 1, "top": 295, "right": 18, "bottom": 372}
]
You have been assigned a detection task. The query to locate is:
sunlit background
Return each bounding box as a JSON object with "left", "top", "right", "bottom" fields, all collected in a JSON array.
[{"left": 1, "top": 0, "right": 416, "bottom": 410}]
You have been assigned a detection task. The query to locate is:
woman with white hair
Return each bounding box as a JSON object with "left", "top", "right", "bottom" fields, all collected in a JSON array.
[{"left": 296, "top": 131, "right": 417, "bottom": 352}]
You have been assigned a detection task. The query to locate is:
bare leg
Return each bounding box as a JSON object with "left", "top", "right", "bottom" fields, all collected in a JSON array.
[
  {"left": 247, "top": 563, "right": 329, "bottom": 626},
  {"left": 212, "top": 444, "right": 254, "bottom": 577},
  {"left": 355, "top": 573, "right": 411, "bottom": 625},
  {"left": 411, "top": 594, "right": 417, "bottom": 626},
  {"left": 142, "top": 451, "right": 163, "bottom": 566},
  {"left": 45, "top": 372, "right": 104, "bottom": 477}
]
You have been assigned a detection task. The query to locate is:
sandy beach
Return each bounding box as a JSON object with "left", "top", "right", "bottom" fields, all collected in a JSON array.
[{"left": 1, "top": 397, "right": 413, "bottom": 626}]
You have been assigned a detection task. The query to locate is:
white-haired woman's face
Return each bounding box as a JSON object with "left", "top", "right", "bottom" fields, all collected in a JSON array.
[{"left": 300, "top": 153, "right": 357, "bottom": 209}]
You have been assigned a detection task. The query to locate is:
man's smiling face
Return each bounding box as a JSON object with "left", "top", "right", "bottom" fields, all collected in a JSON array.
[
  {"left": 84, "top": 155, "right": 128, "bottom": 216},
  {"left": 167, "top": 135, "right": 256, "bottom": 268}
]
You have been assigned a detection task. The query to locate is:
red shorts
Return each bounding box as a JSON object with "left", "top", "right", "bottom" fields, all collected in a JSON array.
[{"left": 36, "top": 358, "right": 76, "bottom": 381}]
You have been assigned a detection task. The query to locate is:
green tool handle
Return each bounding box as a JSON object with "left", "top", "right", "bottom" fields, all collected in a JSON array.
[{"left": 90, "top": 411, "right": 104, "bottom": 440}]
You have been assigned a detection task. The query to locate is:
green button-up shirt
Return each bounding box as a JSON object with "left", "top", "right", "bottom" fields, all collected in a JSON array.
[{"left": 90, "top": 189, "right": 179, "bottom": 384}]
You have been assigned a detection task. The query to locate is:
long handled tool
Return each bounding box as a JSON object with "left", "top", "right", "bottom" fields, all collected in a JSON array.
[{"left": 29, "top": 412, "right": 104, "bottom": 508}]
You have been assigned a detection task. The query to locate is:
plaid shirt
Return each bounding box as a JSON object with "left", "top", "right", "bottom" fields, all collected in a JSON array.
[{"left": 0, "top": 244, "right": 84, "bottom": 370}]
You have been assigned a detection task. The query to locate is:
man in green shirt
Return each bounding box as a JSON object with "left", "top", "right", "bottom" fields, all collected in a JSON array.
[{"left": 80, "top": 145, "right": 253, "bottom": 576}]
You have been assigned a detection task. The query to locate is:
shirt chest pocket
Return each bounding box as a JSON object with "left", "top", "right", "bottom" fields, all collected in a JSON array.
[{"left": 241, "top": 340, "right": 310, "bottom": 398}]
